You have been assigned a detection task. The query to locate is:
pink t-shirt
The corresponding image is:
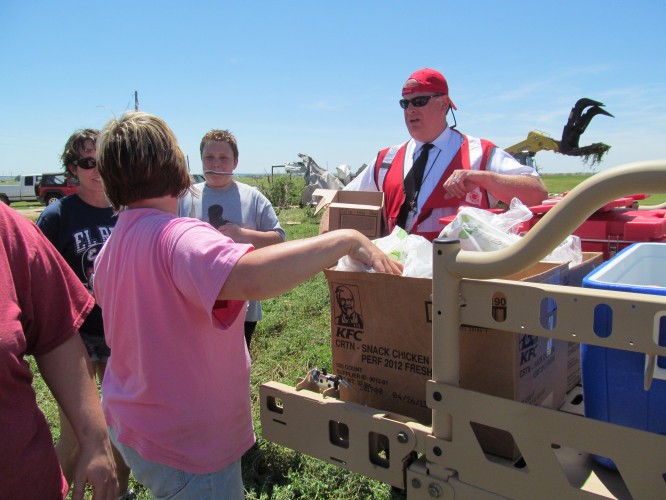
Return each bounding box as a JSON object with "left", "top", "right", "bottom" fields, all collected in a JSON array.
[{"left": 94, "top": 208, "right": 253, "bottom": 473}]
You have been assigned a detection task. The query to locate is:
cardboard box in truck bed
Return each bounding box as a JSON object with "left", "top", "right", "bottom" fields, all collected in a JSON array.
[{"left": 325, "top": 261, "right": 569, "bottom": 460}]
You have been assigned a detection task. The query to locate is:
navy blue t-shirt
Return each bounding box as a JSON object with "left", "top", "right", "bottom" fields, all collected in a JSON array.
[{"left": 37, "top": 194, "right": 116, "bottom": 337}]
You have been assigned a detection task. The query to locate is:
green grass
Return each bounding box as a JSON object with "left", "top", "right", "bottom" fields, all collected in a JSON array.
[
  {"left": 24, "top": 172, "right": 666, "bottom": 498},
  {"left": 542, "top": 173, "right": 666, "bottom": 205},
  {"left": 543, "top": 173, "right": 594, "bottom": 195}
]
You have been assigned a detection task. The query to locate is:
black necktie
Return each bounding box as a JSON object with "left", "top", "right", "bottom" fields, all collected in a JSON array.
[{"left": 396, "top": 143, "right": 434, "bottom": 229}]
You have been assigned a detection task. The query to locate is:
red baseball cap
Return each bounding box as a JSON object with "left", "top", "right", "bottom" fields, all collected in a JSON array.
[{"left": 402, "top": 68, "right": 457, "bottom": 110}]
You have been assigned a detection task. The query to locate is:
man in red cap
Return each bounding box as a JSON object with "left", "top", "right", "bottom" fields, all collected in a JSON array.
[{"left": 345, "top": 68, "right": 547, "bottom": 241}]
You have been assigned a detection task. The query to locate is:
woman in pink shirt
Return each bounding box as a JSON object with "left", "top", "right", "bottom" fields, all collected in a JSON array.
[{"left": 93, "top": 112, "right": 402, "bottom": 498}]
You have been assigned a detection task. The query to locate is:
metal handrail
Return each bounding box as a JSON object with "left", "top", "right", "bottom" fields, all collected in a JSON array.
[{"left": 432, "top": 158, "right": 666, "bottom": 442}]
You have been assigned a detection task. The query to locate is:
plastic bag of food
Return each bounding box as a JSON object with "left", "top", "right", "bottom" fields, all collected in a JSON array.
[
  {"left": 336, "top": 227, "right": 433, "bottom": 278},
  {"left": 438, "top": 198, "right": 532, "bottom": 251},
  {"left": 439, "top": 198, "right": 583, "bottom": 263}
]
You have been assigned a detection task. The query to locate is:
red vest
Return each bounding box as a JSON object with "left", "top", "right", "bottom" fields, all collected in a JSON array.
[{"left": 374, "top": 132, "right": 495, "bottom": 241}]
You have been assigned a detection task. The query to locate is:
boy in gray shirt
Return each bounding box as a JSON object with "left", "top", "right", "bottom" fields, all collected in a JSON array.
[{"left": 180, "top": 130, "right": 285, "bottom": 348}]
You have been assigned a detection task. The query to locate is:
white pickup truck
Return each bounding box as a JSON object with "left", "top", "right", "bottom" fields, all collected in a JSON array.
[{"left": 0, "top": 174, "right": 41, "bottom": 205}]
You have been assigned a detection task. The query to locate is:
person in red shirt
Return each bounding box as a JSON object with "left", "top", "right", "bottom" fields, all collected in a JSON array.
[{"left": 0, "top": 202, "right": 117, "bottom": 499}]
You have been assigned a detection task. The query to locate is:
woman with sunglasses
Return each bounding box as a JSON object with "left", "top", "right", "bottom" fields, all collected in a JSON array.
[
  {"left": 36, "top": 129, "right": 134, "bottom": 499},
  {"left": 345, "top": 68, "right": 547, "bottom": 241}
]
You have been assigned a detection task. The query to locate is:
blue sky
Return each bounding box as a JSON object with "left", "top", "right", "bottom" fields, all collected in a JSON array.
[{"left": 1, "top": 1, "right": 664, "bottom": 178}]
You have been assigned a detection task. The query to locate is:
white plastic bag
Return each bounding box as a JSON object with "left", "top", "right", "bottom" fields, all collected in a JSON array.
[
  {"left": 335, "top": 255, "right": 372, "bottom": 273},
  {"left": 438, "top": 198, "right": 532, "bottom": 251},
  {"left": 335, "top": 227, "right": 433, "bottom": 278},
  {"left": 402, "top": 234, "right": 433, "bottom": 278},
  {"left": 439, "top": 198, "right": 583, "bottom": 264},
  {"left": 541, "top": 235, "right": 583, "bottom": 264}
]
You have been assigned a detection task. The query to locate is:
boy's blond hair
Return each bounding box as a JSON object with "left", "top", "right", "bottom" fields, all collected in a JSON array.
[{"left": 199, "top": 129, "right": 238, "bottom": 161}]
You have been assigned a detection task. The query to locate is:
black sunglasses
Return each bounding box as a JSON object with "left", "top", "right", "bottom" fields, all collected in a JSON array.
[
  {"left": 73, "top": 157, "right": 97, "bottom": 169},
  {"left": 399, "top": 94, "right": 443, "bottom": 110}
]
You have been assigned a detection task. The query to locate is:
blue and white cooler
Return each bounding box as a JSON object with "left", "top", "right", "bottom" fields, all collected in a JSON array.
[{"left": 581, "top": 242, "right": 666, "bottom": 469}]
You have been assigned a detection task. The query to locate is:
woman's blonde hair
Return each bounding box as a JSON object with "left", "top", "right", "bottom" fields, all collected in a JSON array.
[{"left": 97, "top": 112, "right": 190, "bottom": 211}]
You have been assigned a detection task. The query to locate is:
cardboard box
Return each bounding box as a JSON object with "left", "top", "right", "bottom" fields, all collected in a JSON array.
[
  {"left": 561, "top": 252, "right": 604, "bottom": 392},
  {"left": 326, "top": 261, "right": 569, "bottom": 459},
  {"left": 563, "top": 252, "right": 604, "bottom": 287},
  {"left": 459, "top": 326, "right": 566, "bottom": 458},
  {"left": 313, "top": 189, "right": 384, "bottom": 238}
]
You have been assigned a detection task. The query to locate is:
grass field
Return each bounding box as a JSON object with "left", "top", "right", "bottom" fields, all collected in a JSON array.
[{"left": 20, "top": 172, "right": 666, "bottom": 498}]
